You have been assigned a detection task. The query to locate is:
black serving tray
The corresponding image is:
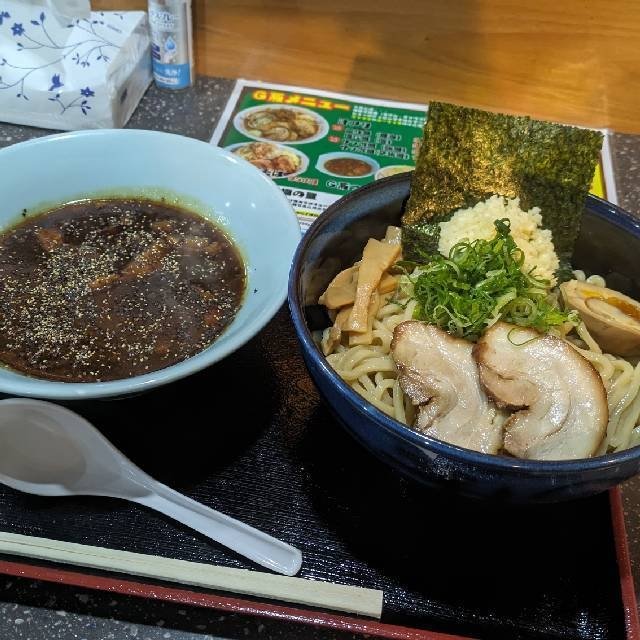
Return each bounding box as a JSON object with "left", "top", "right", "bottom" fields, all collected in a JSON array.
[{"left": 0, "top": 307, "right": 632, "bottom": 640}]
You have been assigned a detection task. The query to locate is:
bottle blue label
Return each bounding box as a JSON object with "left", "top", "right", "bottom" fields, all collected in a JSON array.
[
  {"left": 152, "top": 62, "right": 191, "bottom": 90},
  {"left": 148, "top": 1, "right": 193, "bottom": 90}
]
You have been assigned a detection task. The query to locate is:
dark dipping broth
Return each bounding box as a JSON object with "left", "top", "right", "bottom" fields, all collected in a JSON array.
[
  {"left": 0, "top": 199, "right": 246, "bottom": 382},
  {"left": 324, "top": 157, "right": 372, "bottom": 177}
]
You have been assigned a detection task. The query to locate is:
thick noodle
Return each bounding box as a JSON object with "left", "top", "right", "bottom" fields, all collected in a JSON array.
[
  {"left": 323, "top": 269, "right": 640, "bottom": 455},
  {"left": 569, "top": 271, "right": 640, "bottom": 452},
  {"left": 567, "top": 324, "right": 640, "bottom": 453},
  {"left": 324, "top": 297, "right": 417, "bottom": 423}
]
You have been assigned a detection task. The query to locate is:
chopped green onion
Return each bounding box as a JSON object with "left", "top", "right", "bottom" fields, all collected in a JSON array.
[{"left": 405, "top": 219, "right": 578, "bottom": 340}]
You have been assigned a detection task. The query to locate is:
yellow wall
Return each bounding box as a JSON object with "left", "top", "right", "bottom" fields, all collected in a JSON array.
[{"left": 95, "top": 0, "right": 640, "bottom": 133}]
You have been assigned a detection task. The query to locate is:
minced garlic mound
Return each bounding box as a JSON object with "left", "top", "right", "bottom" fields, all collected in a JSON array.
[{"left": 438, "top": 195, "right": 559, "bottom": 283}]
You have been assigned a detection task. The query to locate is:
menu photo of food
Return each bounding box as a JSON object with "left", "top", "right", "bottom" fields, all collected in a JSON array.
[
  {"left": 227, "top": 141, "right": 308, "bottom": 179},
  {"left": 374, "top": 164, "right": 414, "bottom": 179},
  {"left": 316, "top": 152, "right": 379, "bottom": 179},
  {"left": 233, "top": 105, "right": 329, "bottom": 144}
]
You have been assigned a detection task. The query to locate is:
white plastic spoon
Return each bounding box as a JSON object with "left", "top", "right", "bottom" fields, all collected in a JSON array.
[{"left": 0, "top": 398, "right": 302, "bottom": 576}]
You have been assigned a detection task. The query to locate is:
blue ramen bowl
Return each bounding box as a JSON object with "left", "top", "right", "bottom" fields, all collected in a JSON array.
[{"left": 288, "top": 172, "right": 640, "bottom": 502}]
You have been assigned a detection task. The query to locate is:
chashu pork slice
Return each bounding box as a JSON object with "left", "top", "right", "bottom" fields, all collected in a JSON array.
[
  {"left": 391, "top": 321, "right": 502, "bottom": 454},
  {"left": 473, "top": 322, "right": 608, "bottom": 460}
]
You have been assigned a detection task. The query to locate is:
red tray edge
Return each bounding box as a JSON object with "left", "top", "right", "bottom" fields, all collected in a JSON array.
[
  {"left": 0, "top": 557, "right": 472, "bottom": 640},
  {"left": 0, "top": 488, "right": 636, "bottom": 640},
  {"left": 610, "top": 486, "right": 640, "bottom": 640}
]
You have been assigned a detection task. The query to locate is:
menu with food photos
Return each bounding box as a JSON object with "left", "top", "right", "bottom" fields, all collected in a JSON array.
[{"left": 211, "top": 79, "right": 618, "bottom": 232}]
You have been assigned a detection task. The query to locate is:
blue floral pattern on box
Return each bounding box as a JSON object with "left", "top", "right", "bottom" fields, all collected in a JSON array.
[{"left": 0, "top": 3, "right": 151, "bottom": 129}]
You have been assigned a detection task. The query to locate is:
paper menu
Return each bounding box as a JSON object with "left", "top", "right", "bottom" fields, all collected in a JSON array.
[{"left": 211, "top": 79, "right": 617, "bottom": 232}]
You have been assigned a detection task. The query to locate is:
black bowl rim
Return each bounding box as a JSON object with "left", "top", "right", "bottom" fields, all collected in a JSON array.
[{"left": 288, "top": 172, "right": 640, "bottom": 475}]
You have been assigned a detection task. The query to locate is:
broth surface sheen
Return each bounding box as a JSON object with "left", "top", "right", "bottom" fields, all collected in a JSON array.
[{"left": 0, "top": 199, "right": 246, "bottom": 382}]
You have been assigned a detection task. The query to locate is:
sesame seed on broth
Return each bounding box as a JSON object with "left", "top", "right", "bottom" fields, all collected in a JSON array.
[{"left": 0, "top": 199, "right": 246, "bottom": 382}]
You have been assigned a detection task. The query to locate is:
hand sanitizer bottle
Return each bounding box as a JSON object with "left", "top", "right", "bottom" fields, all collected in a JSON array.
[{"left": 147, "top": 0, "right": 194, "bottom": 90}]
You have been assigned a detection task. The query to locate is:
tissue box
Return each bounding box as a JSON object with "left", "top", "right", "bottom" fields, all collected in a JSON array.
[{"left": 0, "top": 5, "right": 152, "bottom": 130}]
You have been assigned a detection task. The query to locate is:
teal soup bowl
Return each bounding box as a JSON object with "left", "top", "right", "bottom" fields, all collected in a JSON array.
[{"left": 0, "top": 129, "right": 300, "bottom": 399}]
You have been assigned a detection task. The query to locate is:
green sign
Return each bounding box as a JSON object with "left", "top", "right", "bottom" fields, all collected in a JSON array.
[{"left": 211, "top": 81, "right": 427, "bottom": 230}]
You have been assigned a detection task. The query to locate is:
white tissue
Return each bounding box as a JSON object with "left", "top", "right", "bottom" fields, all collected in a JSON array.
[
  {"left": 24, "top": 0, "right": 90, "bottom": 20},
  {"left": 0, "top": 1, "right": 152, "bottom": 130}
]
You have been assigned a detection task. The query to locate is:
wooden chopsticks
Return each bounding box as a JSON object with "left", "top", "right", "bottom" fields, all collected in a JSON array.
[{"left": 0, "top": 532, "right": 383, "bottom": 618}]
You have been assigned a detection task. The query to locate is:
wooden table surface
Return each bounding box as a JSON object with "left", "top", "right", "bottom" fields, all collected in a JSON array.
[{"left": 96, "top": 0, "right": 640, "bottom": 133}]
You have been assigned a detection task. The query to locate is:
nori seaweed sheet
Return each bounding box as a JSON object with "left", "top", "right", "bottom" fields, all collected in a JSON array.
[{"left": 402, "top": 102, "right": 603, "bottom": 265}]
